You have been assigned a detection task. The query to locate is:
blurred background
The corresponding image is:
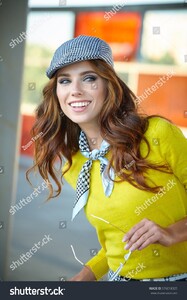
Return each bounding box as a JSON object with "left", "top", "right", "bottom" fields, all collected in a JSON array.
[{"left": 0, "top": 0, "right": 187, "bottom": 281}]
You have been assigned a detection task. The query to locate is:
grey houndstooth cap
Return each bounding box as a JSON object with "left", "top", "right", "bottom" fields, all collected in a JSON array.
[{"left": 46, "top": 35, "right": 114, "bottom": 78}]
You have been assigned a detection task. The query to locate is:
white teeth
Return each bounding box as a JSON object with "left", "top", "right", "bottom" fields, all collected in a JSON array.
[{"left": 70, "top": 102, "right": 90, "bottom": 107}]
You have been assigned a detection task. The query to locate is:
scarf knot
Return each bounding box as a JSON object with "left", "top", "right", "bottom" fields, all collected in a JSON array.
[{"left": 72, "top": 131, "right": 115, "bottom": 220}]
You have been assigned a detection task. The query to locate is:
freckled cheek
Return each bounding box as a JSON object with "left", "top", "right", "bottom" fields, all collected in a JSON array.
[
  {"left": 56, "top": 87, "right": 68, "bottom": 106},
  {"left": 56, "top": 86, "right": 61, "bottom": 102},
  {"left": 96, "top": 89, "right": 107, "bottom": 105},
  {"left": 92, "top": 82, "right": 106, "bottom": 98},
  {"left": 96, "top": 81, "right": 107, "bottom": 101}
]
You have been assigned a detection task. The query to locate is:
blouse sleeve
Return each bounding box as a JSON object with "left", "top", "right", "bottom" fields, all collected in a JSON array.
[
  {"left": 85, "top": 247, "right": 109, "bottom": 280},
  {"left": 154, "top": 118, "right": 187, "bottom": 190}
]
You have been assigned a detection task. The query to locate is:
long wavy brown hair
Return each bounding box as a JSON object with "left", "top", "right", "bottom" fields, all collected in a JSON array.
[{"left": 26, "top": 59, "right": 171, "bottom": 199}]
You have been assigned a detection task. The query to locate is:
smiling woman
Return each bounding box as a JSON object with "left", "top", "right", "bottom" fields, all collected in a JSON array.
[
  {"left": 27, "top": 35, "right": 187, "bottom": 282},
  {"left": 56, "top": 61, "right": 107, "bottom": 139}
]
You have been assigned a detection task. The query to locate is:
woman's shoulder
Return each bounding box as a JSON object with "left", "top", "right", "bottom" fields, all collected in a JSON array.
[
  {"left": 143, "top": 116, "right": 187, "bottom": 157},
  {"left": 63, "top": 150, "right": 85, "bottom": 171},
  {"left": 62, "top": 150, "right": 86, "bottom": 188},
  {"left": 146, "top": 116, "right": 171, "bottom": 131},
  {"left": 145, "top": 116, "right": 184, "bottom": 139}
]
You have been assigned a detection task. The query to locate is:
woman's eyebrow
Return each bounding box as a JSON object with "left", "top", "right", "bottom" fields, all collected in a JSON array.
[{"left": 57, "top": 70, "right": 97, "bottom": 77}]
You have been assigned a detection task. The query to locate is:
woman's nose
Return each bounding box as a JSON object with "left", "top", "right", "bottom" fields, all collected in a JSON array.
[
  {"left": 71, "top": 90, "right": 83, "bottom": 97},
  {"left": 71, "top": 81, "right": 84, "bottom": 97}
]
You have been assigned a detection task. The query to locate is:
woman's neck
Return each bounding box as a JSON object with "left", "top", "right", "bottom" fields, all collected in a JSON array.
[
  {"left": 87, "top": 135, "right": 103, "bottom": 150},
  {"left": 80, "top": 124, "right": 103, "bottom": 150}
]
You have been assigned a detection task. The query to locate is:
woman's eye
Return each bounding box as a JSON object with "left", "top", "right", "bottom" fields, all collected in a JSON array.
[
  {"left": 58, "top": 79, "right": 70, "bottom": 84},
  {"left": 84, "top": 75, "right": 97, "bottom": 82}
]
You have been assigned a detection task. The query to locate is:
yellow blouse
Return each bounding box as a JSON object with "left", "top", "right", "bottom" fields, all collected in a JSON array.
[{"left": 64, "top": 117, "right": 187, "bottom": 280}]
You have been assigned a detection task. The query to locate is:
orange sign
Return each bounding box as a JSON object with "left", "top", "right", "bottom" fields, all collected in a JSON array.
[{"left": 75, "top": 12, "right": 141, "bottom": 61}]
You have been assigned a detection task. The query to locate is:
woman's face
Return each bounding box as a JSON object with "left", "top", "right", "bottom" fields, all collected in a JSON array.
[{"left": 56, "top": 61, "right": 107, "bottom": 129}]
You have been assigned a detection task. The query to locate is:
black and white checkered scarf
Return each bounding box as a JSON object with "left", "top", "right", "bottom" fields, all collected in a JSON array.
[{"left": 72, "top": 131, "right": 115, "bottom": 220}]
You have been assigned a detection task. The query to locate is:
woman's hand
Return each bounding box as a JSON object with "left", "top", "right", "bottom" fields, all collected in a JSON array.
[{"left": 122, "top": 218, "right": 176, "bottom": 252}]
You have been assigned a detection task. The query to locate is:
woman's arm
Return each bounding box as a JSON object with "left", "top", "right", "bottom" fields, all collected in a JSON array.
[
  {"left": 123, "top": 120, "right": 187, "bottom": 252},
  {"left": 69, "top": 247, "right": 108, "bottom": 281},
  {"left": 69, "top": 266, "right": 96, "bottom": 281},
  {"left": 123, "top": 217, "right": 187, "bottom": 252}
]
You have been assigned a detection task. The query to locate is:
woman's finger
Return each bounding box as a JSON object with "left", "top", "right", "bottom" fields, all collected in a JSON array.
[
  {"left": 122, "top": 218, "right": 150, "bottom": 242},
  {"left": 129, "top": 232, "right": 156, "bottom": 251}
]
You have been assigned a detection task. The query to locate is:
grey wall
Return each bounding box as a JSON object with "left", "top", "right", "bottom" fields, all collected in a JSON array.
[{"left": 0, "top": 0, "right": 28, "bottom": 280}]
